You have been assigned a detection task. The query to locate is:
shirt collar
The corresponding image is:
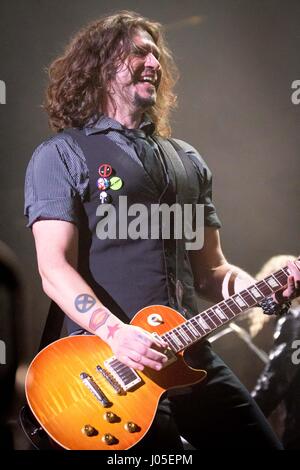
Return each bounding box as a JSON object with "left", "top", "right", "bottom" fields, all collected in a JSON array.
[{"left": 84, "top": 114, "right": 155, "bottom": 137}]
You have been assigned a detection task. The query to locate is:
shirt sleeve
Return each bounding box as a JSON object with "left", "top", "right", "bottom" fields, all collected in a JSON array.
[
  {"left": 173, "top": 139, "right": 222, "bottom": 228},
  {"left": 24, "top": 134, "right": 89, "bottom": 228}
]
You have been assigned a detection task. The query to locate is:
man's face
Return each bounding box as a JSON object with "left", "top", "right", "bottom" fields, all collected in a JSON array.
[{"left": 110, "top": 29, "right": 162, "bottom": 112}]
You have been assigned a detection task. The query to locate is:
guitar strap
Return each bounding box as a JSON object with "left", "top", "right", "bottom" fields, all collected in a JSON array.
[
  {"left": 37, "top": 137, "right": 189, "bottom": 351},
  {"left": 152, "top": 137, "right": 189, "bottom": 313}
]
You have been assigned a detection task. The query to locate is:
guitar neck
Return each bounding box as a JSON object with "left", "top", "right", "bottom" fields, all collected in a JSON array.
[{"left": 161, "top": 265, "right": 290, "bottom": 353}]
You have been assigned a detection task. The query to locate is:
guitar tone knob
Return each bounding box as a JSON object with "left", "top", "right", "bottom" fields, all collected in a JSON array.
[
  {"left": 124, "top": 421, "right": 139, "bottom": 433},
  {"left": 101, "top": 433, "right": 117, "bottom": 445},
  {"left": 147, "top": 313, "right": 163, "bottom": 326},
  {"left": 81, "top": 424, "right": 98, "bottom": 437},
  {"left": 103, "top": 411, "right": 119, "bottom": 423}
]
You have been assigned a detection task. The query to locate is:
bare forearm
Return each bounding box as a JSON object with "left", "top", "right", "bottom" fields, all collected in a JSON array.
[
  {"left": 195, "top": 262, "right": 255, "bottom": 303},
  {"left": 40, "top": 263, "right": 124, "bottom": 345},
  {"left": 32, "top": 220, "right": 168, "bottom": 371}
]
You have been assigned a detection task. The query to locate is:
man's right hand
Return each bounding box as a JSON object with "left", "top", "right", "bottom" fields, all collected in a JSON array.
[{"left": 107, "top": 324, "right": 169, "bottom": 371}]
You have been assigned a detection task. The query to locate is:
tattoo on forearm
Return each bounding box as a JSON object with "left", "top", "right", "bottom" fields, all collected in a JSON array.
[
  {"left": 74, "top": 294, "right": 96, "bottom": 313},
  {"left": 89, "top": 307, "right": 110, "bottom": 331},
  {"left": 107, "top": 323, "right": 121, "bottom": 340}
]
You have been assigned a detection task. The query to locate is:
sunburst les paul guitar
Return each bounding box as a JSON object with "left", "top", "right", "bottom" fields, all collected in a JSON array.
[{"left": 25, "top": 264, "right": 292, "bottom": 450}]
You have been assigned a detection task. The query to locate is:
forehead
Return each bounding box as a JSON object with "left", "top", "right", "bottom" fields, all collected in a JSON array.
[{"left": 131, "top": 29, "right": 159, "bottom": 52}]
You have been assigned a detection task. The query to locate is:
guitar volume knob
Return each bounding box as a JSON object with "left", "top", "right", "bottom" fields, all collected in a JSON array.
[
  {"left": 103, "top": 411, "right": 119, "bottom": 423},
  {"left": 81, "top": 424, "right": 98, "bottom": 437},
  {"left": 101, "top": 433, "right": 118, "bottom": 445},
  {"left": 124, "top": 421, "right": 139, "bottom": 433}
]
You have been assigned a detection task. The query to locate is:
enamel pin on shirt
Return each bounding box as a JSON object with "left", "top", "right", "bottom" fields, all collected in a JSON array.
[
  {"left": 97, "top": 164, "right": 123, "bottom": 203},
  {"left": 97, "top": 177, "right": 110, "bottom": 191},
  {"left": 98, "top": 163, "right": 112, "bottom": 178},
  {"left": 99, "top": 191, "right": 112, "bottom": 204}
]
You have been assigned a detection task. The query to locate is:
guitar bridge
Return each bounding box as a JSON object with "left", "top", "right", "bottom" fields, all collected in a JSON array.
[{"left": 80, "top": 372, "right": 111, "bottom": 407}]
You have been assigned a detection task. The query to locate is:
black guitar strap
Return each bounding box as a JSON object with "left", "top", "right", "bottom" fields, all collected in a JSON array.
[{"left": 152, "top": 136, "right": 189, "bottom": 313}]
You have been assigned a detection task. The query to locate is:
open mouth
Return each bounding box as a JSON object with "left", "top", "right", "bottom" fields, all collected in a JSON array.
[{"left": 135, "top": 74, "right": 158, "bottom": 88}]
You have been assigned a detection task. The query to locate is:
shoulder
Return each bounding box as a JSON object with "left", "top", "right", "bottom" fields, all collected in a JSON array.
[
  {"left": 171, "top": 138, "right": 212, "bottom": 178},
  {"left": 28, "top": 132, "right": 88, "bottom": 184},
  {"left": 30, "top": 132, "right": 84, "bottom": 164}
]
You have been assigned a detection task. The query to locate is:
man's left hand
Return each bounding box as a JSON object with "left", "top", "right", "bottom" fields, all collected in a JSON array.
[{"left": 273, "top": 259, "right": 300, "bottom": 304}]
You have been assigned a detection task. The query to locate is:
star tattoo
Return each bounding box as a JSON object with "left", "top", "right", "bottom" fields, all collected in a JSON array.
[{"left": 107, "top": 323, "right": 121, "bottom": 340}]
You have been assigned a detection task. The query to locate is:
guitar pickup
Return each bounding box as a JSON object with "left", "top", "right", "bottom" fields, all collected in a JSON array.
[
  {"left": 80, "top": 372, "right": 111, "bottom": 407},
  {"left": 103, "top": 358, "right": 142, "bottom": 391}
]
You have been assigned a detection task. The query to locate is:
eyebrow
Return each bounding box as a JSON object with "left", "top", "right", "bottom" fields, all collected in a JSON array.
[{"left": 134, "top": 42, "right": 161, "bottom": 59}]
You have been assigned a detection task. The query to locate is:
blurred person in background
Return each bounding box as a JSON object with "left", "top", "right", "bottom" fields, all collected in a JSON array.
[{"left": 249, "top": 255, "right": 300, "bottom": 450}]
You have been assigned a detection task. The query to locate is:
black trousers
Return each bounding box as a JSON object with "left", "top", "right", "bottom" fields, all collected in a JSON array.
[{"left": 134, "top": 341, "right": 282, "bottom": 450}]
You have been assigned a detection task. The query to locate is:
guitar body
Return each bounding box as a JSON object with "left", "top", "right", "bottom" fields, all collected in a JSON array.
[{"left": 25, "top": 305, "right": 207, "bottom": 450}]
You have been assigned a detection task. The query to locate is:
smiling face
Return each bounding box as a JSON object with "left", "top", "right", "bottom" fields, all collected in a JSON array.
[{"left": 108, "top": 29, "right": 162, "bottom": 117}]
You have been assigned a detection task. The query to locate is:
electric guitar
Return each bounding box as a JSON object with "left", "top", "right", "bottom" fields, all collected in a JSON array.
[{"left": 25, "top": 263, "right": 292, "bottom": 450}]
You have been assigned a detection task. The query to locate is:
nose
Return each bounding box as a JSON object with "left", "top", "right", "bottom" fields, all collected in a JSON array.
[{"left": 144, "top": 52, "right": 161, "bottom": 71}]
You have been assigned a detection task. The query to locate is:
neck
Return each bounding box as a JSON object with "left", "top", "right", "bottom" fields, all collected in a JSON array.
[{"left": 105, "top": 99, "right": 144, "bottom": 129}]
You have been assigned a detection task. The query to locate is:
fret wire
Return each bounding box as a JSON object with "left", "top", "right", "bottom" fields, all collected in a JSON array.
[
  {"left": 177, "top": 325, "right": 192, "bottom": 343},
  {"left": 256, "top": 280, "right": 273, "bottom": 296},
  {"left": 167, "top": 332, "right": 182, "bottom": 351},
  {"left": 182, "top": 323, "right": 197, "bottom": 340},
  {"left": 191, "top": 317, "right": 206, "bottom": 335},
  {"left": 163, "top": 333, "right": 178, "bottom": 351},
  {"left": 165, "top": 330, "right": 180, "bottom": 347},
  {"left": 197, "top": 314, "right": 212, "bottom": 332},
  {"left": 173, "top": 328, "right": 189, "bottom": 346},
  {"left": 171, "top": 330, "right": 185, "bottom": 348},
  {"left": 210, "top": 310, "right": 222, "bottom": 326},
  {"left": 226, "top": 299, "right": 241, "bottom": 314},
  {"left": 187, "top": 321, "right": 200, "bottom": 337},
  {"left": 163, "top": 264, "right": 292, "bottom": 354},
  {"left": 265, "top": 274, "right": 283, "bottom": 289},
  {"left": 202, "top": 312, "right": 217, "bottom": 328},
  {"left": 232, "top": 294, "right": 248, "bottom": 310},
  {"left": 219, "top": 302, "right": 235, "bottom": 318},
  {"left": 240, "top": 290, "right": 257, "bottom": 307},
  {"left": 212, "top": 306, "right": 228, "bottom": 321},
  {"left": 275, "top": 270, "right": 289, "bottom": 283}
]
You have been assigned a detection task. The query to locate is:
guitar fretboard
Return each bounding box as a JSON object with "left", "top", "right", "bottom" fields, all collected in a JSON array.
[{"left": 161, "top": 266, "right": 290, "bottom": 353}]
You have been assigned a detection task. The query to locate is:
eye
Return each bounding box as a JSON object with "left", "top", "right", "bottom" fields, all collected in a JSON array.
[{"left": 132, "top": 46, "right": 147, "bottom": 58}]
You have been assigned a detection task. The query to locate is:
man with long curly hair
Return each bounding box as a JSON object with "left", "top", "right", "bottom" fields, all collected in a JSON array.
[{"left": 24, "top": 11, "right": 300, "bottom": 449}]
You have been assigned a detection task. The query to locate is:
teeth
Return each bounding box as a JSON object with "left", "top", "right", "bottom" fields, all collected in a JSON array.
[{"left": 141, "top": 77, "right": 155, "bottom": 84}]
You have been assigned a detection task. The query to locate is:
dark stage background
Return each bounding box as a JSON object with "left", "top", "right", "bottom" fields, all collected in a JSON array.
[{"left": 0, "top": 0, "right": 299, "bottom": 447}]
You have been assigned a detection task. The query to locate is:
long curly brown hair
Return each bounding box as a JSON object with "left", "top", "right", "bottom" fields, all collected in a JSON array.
[{"left": 45, "top": 11, "right": 178, "bottom": 137}]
